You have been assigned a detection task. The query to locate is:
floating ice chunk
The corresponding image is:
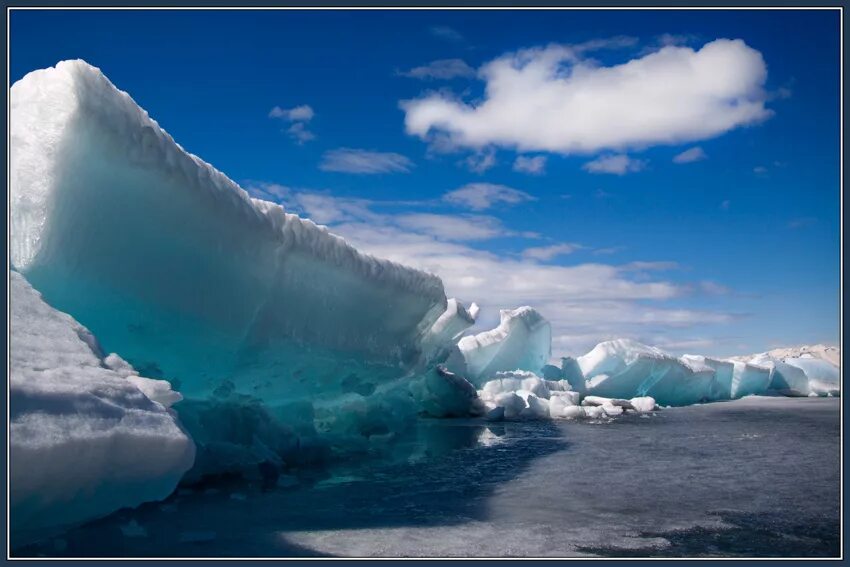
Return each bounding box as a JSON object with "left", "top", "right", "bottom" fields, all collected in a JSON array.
[
  {"left": 9, "top": 271, "right": 194, "bottom": 546},
  {"left": 582, "top": 395, "right": 633, "bottom": 408},
  {"left": 601, "top": 403, "right": 623, "bottom": 417},
  {"left": 520, "top": 394, "right": 550, "bottom": 419},
  {"left": 455, "top": 307, "right": 551, "bottom": 385},
  {"left": 493, "top": 392, "right": 526, "bottom": 420},
  {"left": 548, "top": 394, "right": 577, "bottom": 418},
  {"left": 560, "top": 405, "right": 585, "bottom": 419},
  {"left": 629, "top": 396, "right": 657, "bottom": 413}
]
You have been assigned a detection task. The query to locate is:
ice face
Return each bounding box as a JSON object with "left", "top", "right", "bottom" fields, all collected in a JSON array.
[
  {"left": 10, "top": 60, "right": 465, "bottom": 475},
  {"left": 9, "top": 271, "right": 194, "bottom": 546},
  {"left": 783, "top": 358, "right": 840, "bottom": 396},
  {"left": 453, "top": 307, "right": 552, "bottom": 386},
  {"left": 730, "top": 361, "right": 772, "bottom": 399}
]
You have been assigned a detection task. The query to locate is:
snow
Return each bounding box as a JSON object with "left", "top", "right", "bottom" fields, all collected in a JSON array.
[
  {"left": 9, "top": 271, "right": 194, "bottom": 546},
  {"left": 10, "top": 60, "right": 465, "bottom": 476},
  {"left": 452, "top": 307, "right": 552, "bottom": 385}
]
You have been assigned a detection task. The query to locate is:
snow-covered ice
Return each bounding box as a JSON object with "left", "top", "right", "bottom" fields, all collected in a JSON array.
[
  {"left": 450, "top": 307, "right": 551, "bottom": 385},
  {"left": 9, "top": 60, "right": 475, "bottom": 475},
  {"left": 9, "top": 271, "right": 194, "bottom": 546}
]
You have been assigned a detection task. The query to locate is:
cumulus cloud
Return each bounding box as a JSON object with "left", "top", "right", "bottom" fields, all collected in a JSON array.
[
  {"left": 402, "top": 39, "right": 770, "bottom": 154},
  {"left": 399, "top": 59, "right": 475, "bottom": 80},
  {"left": 513, "top": 155, "right": 547, "bottom": 175},
  {"left": 521, "top": 243, "right": 581, "bottom": 261},
  {"left": 673, "top": 146, "right": 707, "bottom": 163},
  {"left": 320, "top": 148, "right": 414, "bottom": 174},
  {"left": 443, "top": 182, "right": 536, "bottom": 210},
  {"left": 583, "top": 154, "right": 646, "bottom": 175}
]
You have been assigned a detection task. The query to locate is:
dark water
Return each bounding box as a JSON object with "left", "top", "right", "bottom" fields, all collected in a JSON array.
[{"left": 15, "top": 396, "right": 840, "bottom": 558}]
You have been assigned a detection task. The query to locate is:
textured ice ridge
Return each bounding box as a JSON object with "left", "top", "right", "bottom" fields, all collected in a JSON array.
[{"left": 10, "top": 59, "right": 477, "bottom": 479}]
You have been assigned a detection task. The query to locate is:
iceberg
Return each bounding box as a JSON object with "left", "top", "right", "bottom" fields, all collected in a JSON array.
[
  {"left": 10, "top": 60, "right": 470, "bottom": 474},
  {"left": 578, "top": 339, "right": 715, "bottom": 406},
  {"left": 451, "top": 306, "right": 551, "bottom": 386},
  {"left": 9, "top": 271, "right": 194, "bottom": 545},
  {"left": 783, "top": 358, "right": 840, "bottom": 396}
]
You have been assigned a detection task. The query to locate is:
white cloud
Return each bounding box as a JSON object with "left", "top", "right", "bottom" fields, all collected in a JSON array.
[
  {"left": 753, "top": 165, "right": 768, "bottom": 175},
  {"left": 720, "top": 199, "right": 731, "bottom": 210},
  {"left": 787, "top": 217, "right": 817, "bottom": 229},
  {"left": 269, "top": 104, "right": 316, "bottom": 143},
  {"left": 583, "top": 154, "right": 646, "bottom": 175},
  {"left": 269, "top": 104, "right": 315, "bottom": 122},
  {"left": 513, "top": 155, "right": 547, "bottom": 175},
  {"left": 430, "top": 26, "right": 464, "bottom": 42},
  {"left": 673, "top": 146, "right": 707, "bottom": 163},
  {"left": 443, "top": 182, "right": 536, "bottom": 210},
  {"left": 403, "top": 39, "right": 770, "bottom": 154},
  {"left": 399, "top": 59, "right": 475, "bottom": 80},
  {"left": 463, "top": 150, "right": 496, "bottom": 173},
  {"left": 521, "top": 243, "right": 581, "bottom": 261},
  {"left": 395, "top": 213, "right": 509, "bottom": 241},
  {"left": 320, "top": 148, "right": 414, "bottom": 174},
  {"left": 246, "top": 183, "right": 740, "bottom": 356},
  {"left": 287, "top": 122, "right": 315, "bottom": 144}
]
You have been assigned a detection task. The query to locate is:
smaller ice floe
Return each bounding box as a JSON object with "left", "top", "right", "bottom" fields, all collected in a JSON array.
[
  {"left": 476, "top": 369, "right": 656, "bottom": 421},
  {"left": 449, "top": 307, "right": 551, "bottom": 386}
]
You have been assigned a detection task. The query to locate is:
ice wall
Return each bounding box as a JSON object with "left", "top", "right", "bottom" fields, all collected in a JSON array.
[
  {"left": 10, "top": 60, "right": 457, "bottom": 475},
  {"left": 9, "top": 271, "right": 194, "bottom": 545}
]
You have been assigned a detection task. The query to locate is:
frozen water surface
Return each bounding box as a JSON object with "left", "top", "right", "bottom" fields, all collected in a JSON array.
[{"left": 16, "top": 396, "right": 839, "bottom": 558}]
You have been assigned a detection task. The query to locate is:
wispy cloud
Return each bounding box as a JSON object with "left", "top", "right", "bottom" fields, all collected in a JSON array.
[
  {"left": 583, "top": 154, "right": 646, "bottom": 175},
  {"left": 522, "top": 243, "right": 581, "bottom": 261},
  {"left": 673, "top": 146, "right": 707, "bottom": 164},
  {"left": 403, "top": 39, "right": 771, "bottom": 155},
  {"left": 269, "top": 104, "right": 316, "bottom": 144},
  {"left": 443, "top": 182, "right": 535, "bottom": 210},
  {"left": 399, "top": 59, "right": 475, "bottom": 80},
  {"left": 787, "top": 217, "right": 817, "bottom": 229},
  {"left": 463, "top": 149, "right": 496, "bottom": 173},
  {"left": 513, "top": 155, "right": 547, "bottom": 175},
  {"left": 320, "top": 148, "right": 414, "bottom": 174},
  {"left": 429, "top": 25, "right": 464, "bottom": 42},
  {"left": 245, "top": 183, "right": 740, "bottom": 356}
]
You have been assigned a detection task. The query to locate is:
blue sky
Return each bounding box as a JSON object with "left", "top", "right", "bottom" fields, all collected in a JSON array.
[{"left": 10, "top": 9, "right": 841, "bottom": 357}]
